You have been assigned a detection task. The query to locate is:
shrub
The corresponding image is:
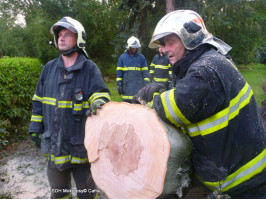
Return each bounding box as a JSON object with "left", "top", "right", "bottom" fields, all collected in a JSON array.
[{"left": 0, "top": 57, "right": 42, "bottom": 150}]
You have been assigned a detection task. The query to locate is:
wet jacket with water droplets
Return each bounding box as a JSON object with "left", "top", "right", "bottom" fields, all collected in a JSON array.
[
  {"left": 152, "top": 45, "right": 266, "bottom": 197},
  {"left": 29, "top": 54, "right": 110, "bottom": 171}
]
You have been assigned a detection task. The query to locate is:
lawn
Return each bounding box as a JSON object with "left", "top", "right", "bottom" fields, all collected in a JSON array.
[
  {"left": 239, "top": 63, "right": 266, "bottom": 106},
  {"left": 105, "top": 63, "right": 266, "bottom": 107},
  {"left": 105, "top": 78, "right": 123, "bottom": 102}
]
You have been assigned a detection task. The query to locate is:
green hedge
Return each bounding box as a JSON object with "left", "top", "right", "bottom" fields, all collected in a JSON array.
[{"left": 0, "top": 57, "right": 42, "bottom": 150}]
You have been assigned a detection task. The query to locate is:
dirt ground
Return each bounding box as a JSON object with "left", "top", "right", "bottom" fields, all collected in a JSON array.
[
  {"left": 0, "top": 138, "right": 210, "bottom": 199},
  {"left": 0, "top": 139, "right": 50, "bottom": 198}
]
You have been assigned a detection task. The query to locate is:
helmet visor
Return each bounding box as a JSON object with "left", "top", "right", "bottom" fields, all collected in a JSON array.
[
  {"left": 50, "top": 22, "right": 77, "bottom": 35},
  {"left": 148, "top": 32, "right": 173, "bottom": 48}
]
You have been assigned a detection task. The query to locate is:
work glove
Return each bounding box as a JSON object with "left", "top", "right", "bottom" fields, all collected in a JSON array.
[
  {"left": 30, "top": 132, "right": 42, "bottom": 149},
  {"left": 86, "top": 99, "right": 107, "bottom": 116},
  {"left": 132, "top": 83, "right": 167, "bottom": 104},
  {"left": 117, "top": 83, "right": 123, "bottom": 95}
]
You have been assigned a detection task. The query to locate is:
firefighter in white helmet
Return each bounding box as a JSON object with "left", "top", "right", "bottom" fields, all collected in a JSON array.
[
  {"left": 29, "top": 16, "right": 110, "bottom": 199},
  {"left": 133, "top": 10, "right": 266, "bottom": 198},
  {"left": 116, "top": 36, "right": 149, "bottom": 103}
]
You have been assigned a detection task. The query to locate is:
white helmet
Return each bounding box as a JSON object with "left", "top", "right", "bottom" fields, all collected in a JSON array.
[
  {"left": 50, "top": 16, "right": 88, "bottom": 57},
  {"left": 149, "top": 10, "right": 231, "bottom": 55},
  {"left": 127, "top": 36, "right": 141, "bottom": 49}
]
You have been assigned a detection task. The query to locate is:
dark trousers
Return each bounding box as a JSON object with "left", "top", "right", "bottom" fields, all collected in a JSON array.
[{"left": 47, "top": 163, "right": 97, "bottom": 199}]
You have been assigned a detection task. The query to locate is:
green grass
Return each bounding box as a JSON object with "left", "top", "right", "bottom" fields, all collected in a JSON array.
[
  {"left": 239, "top": 63, "right": 266, "bottom": 106},
  {"left": 105, "top": 78, "right": 123, "bottom": 102}
]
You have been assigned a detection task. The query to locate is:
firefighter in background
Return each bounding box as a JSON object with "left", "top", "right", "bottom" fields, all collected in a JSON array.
[
  {"left": 149, "top": 46, "right": 172, "bottom": 89},
  {"left": 116, "top": 36, "right": 149, "bottom": 103},
  {"left": 133, "top": 10, "right": 266, "bottom": 198},
  {"left": 29, "top": 16, "right": 110, "bottom": 199}
]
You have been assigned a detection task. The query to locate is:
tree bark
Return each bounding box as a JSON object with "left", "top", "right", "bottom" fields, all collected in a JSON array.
[{"left": 85, "top": 102, "right": 192, "bottom": 199}]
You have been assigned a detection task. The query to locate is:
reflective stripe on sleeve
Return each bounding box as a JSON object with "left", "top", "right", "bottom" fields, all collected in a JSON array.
[
  {"left": 32, "top": 94, "right": 43, "bottom": 102},
  {"left": 89, "top": 93, "right": 111, "bottom": 104},
  {"left": 43, "top": 97, "right": 56, "bottom": 106},
  {"left": 187, "top": 82, "right": 253, "bottom": 137},
  {"left": 154, "top": 77, "right": 168, "bottom": 82},
  {"left": 161, "top": 89, "right": 191, "bottom": 127},
  {"left": 31, "top": 115, "right": 43, "bottom": 122},
  {"left": 203, "top": 147, "right": 266, "bottom": 192}
]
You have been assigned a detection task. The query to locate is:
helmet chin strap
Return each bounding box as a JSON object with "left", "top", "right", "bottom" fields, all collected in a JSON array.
[{"left": 60, "top": 45, "right": 79, "bottom": 56}]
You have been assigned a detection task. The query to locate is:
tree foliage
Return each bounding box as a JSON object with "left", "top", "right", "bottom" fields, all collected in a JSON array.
[{"left": 0, "top": 0, "right": 265, "bottom": 72}]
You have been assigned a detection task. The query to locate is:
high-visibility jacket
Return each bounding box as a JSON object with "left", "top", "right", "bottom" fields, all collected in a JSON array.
[
  {"left": 149, "top": 53, "right": 172, "bottom": 88},
  {"left": 152, "top": 46, "right": 266, "bottom": 197},
  {"left": 116, "top": 50, "right": 149, "bottom": 101},
  {"left": 29, "top": 54, "right": 110, "bottom": 171}
]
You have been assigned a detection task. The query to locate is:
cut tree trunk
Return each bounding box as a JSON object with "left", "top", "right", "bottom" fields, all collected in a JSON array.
[{"left": 85, "top": 102, "right": 192, "bottom": 199}]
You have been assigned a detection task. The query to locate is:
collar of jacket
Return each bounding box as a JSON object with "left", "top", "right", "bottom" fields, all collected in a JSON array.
[
  {"left": 173, "top": 44, "right": 211, "bottom": 81},
  {"left": 58, "top": 53, "right": 88, "bottom": 72}
]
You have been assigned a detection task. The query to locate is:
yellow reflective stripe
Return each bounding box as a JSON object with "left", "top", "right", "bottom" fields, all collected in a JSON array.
[
  {"left": 161, "top": 89, "right": 191, "bottom": 127},
  {"left": 149, "top": 70, "right": 155, "bottom": 74},
  {"left": 71, "top": 157, "right": 89, "bottom": 164},
  {"left": 49, "top": 155, "right": 89, "bottom": 164},
  {"left": 122, "top": 95, "right": 133, "bottom": 100},
  {"left": 52, "top": 155, "right": 71, "bottom": 164},
  {"left": 83, "top": 102, "right": 89, "bottom": 108},
  {"left": 227, "top": 59, "right": 238, "bottom": 71},
  {"left": 148, "top": 93, "right": 160, "bottom": 108},
  {"left": 89, "top": 93, "right": 111, "bottom": 104},
  {"left": 187, "top": 82, "right": 253, "bottom": 137},
  {"left": 43, "top": 97, "right": 56, "bottom": 106},
  {"left": 116, "top": 67, "right": 147, "bottom": 71},
  {"left": 144, "top": 78, "right": 150, "bottom": 82},
  {"left": 58, "top": 101, "right": 72, "bottom": 108},
  {"left": 150, "top": 63, "right": 155, "bottom": 67},
  {"left": 154, "top": 77, "right": 168, "bottom": 82},
  {"left": 128, "top": 67, "right": 140, "bottom": 71},
  {"left": 116, "top": 67, "right": 124, "bottom": 71},
  {"left": 141, "top": 67, "right": 148, "bottom": 71},
  {"left": 203, "top": 147, "right": 266, "bottom": 192},
  {"left": 74, "top": 103, "right": 83, "bottom": 111},
  {"left": 169, "top": 71, "right": 172, "bottom": 75},
  {"left": 154, "top": 64, "right": 170, "bottom": 69},
  {"left": 32, "top": 94, "right": 43, "bottom": 102},
  {"left": 31, "top": 115, "right": 43, "bottom": 122},
  {"left": 116, "top": 78, "right": 123, "bottom": 81}
]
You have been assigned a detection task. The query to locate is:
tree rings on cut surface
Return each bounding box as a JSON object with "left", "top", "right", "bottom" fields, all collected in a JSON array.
[{"left": 85, "top": 102, "right": 170, "bottom": 199}]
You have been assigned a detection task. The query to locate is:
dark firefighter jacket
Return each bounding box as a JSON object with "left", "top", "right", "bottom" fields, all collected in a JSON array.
[
  {"left": 149, "top": 53, "right": 172, "bottom": 88},
  {"left": 116, "top": 50, "right": 149, "bottom": 101},
  {"left": 29, "top": 54, "right": 110, "bottom": 171},
  {"left": 152, "top": 45, "right": 266, "bottom": 197}
]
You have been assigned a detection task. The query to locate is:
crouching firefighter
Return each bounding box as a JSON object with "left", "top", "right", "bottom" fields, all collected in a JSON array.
[
  {"left": 29, "top": 16, "right": 111, "bottom": 199},
  {"left": 133, "top": 10, "right": 266, "bottom": 198}
]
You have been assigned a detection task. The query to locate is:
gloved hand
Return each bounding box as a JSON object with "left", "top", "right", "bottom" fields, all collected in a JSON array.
[
  {"left": 132, "top": 83, "right": 167, "bottom": 104},
  {"left": 117, "top": 83, "right": 123, "bottom": 95},
  {"left": 31, "top": 132, "right": 42, "bottom": 149},
  {"left": 86, "top": 99, "right": 107, "bottom": 116}
]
